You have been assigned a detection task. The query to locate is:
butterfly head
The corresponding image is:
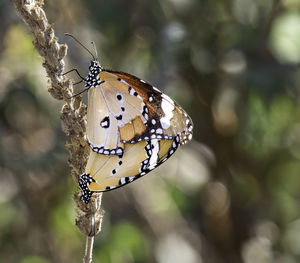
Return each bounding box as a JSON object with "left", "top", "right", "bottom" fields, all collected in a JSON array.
[
  {"left": 89, "top": 60, "right": 102, "bottom": 72},
  {"left": 84, "top": 60, "right": 103, "bottom": 89}
]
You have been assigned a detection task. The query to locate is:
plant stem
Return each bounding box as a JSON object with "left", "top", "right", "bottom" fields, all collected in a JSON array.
[{"left": 83, "top": 236, "right": 95, "bottom": 263}]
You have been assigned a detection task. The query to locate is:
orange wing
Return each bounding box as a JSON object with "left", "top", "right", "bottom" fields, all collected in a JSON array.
[{"left": 104, "top": 70, "right": 193, "bottom": 145}]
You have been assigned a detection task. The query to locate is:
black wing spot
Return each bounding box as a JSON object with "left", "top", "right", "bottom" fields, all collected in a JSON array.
[
  {"left": 134, "top": 92, "right": 138, "bottom": 96},
  {"left": 142, "top": 105, "right": 148, "bottom": 115},
  {"left": 100, "top": 116, "right": 110, "bottom": 128},
  {"left": 112, "top": 169, "right": 116, "bottom": 174},
  {"left": 116, "top": 114, "right": 123, "bottom": 120},
  {"left": 121, "top": 107, "right": 125, "bottom": 112},
  {"left": 119, "top": 161, "right": 123, "bottom": 165},
  {"left": 117, "top": 94, "right": 122, "bottom": 100}
]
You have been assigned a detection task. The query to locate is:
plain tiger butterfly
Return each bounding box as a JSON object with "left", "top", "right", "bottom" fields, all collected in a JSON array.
[
  {"left": 66, "top": 34, "right": 193, "bottom": 203},
  {"left": 85, "top": 63, "right": 193, "bottom": 155},
  {"left": 79, "top": 136, "right": 181, "bottom": 203}
]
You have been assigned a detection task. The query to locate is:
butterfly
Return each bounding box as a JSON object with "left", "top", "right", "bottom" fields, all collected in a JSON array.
[
  {"left": 79, "top": 135, "right": 181, "bottom": 203},
  {"left": 78, "top": 60, "right": 193, "bottom": 203},
  {"left": 65, "top": 34, "right": 193, "bottom": 203},
  {"left": 85, "top": 62, "right": 193, "bottom": 156}
]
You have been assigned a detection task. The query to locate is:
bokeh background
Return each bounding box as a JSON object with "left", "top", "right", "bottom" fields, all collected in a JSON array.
[{"left": 1, "top": 0, "right": 300, "bottom": 262}]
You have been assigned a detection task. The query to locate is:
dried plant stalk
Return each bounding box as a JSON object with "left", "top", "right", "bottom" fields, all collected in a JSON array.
[{"left": 11, "top": 0, "right": 103, "bottom": 260}]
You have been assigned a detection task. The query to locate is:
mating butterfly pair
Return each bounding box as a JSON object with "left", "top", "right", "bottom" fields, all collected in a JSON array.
[{"left": 73, "top": 52, "right": 193, "bottom": 203}]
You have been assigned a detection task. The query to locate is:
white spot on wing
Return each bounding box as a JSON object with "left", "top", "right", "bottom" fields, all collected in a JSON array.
[
  {"left": 100, "top": 121, "right": 108, "bottom": 127},
  {"left": 120, "top": 177, "right": 126, "bottom": 184},
  {"left": 153, "top": 86, "right": 161, "bottom": 93},
  {"left": 120, "top": 79, "right": 128, "bottom": 85},
  {"left": 156, "top": 128, "right": 163, "bottom": 134},
  {"left": 149, "top": 139, "right": 159, "bottom": 168},
  {"left": 160, "top": 94, "right": 175, "bottom": 130},
  {"left": 129, "top": 176, "right": 135, "bottom": 182},
  {"left": 116, "top": 149, "right": 122, "bottom": 154}
]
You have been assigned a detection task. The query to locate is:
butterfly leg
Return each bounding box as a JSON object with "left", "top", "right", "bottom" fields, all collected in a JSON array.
[
  {"left": 73, "top": 80, "right": 84, "bottom": 86},
  {"left": 63, "top": 68, "right": 85, "bottom": 80}
]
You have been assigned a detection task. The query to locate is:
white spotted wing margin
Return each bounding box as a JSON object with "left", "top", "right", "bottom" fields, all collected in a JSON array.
[{"left": 79, "top": 135, "right": 181, "bottom": 203}]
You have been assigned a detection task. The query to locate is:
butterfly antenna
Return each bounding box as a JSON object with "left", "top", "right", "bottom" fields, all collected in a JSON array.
[
  {"left": 65, "top": 33, "right": 96, "bottom": 60},
  {"left": 91, "top": 41, "right": 99, "bottom": 61}
]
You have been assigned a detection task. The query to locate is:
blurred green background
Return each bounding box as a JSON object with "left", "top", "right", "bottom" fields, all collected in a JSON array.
[{"left": 1, "top": 0, "right": 300, "bottom": 262}]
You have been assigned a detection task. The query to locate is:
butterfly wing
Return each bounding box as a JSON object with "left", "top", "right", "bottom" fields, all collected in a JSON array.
[
  {"left": 87, "top": 85, "right": 123, "bottom": 155},
  {"left": 86, "top": 71, "right": 149, "bottom": 155},
  {"left": 104, "top": 70, "right": 193, "bottom": 145},
  {"left": 79, "top": 136, "right": 180, "bottom": 203}
]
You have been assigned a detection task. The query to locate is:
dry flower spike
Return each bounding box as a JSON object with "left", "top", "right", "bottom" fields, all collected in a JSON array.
[{"left": 11, "top": 0, "right": 103, "bottom": 261}]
